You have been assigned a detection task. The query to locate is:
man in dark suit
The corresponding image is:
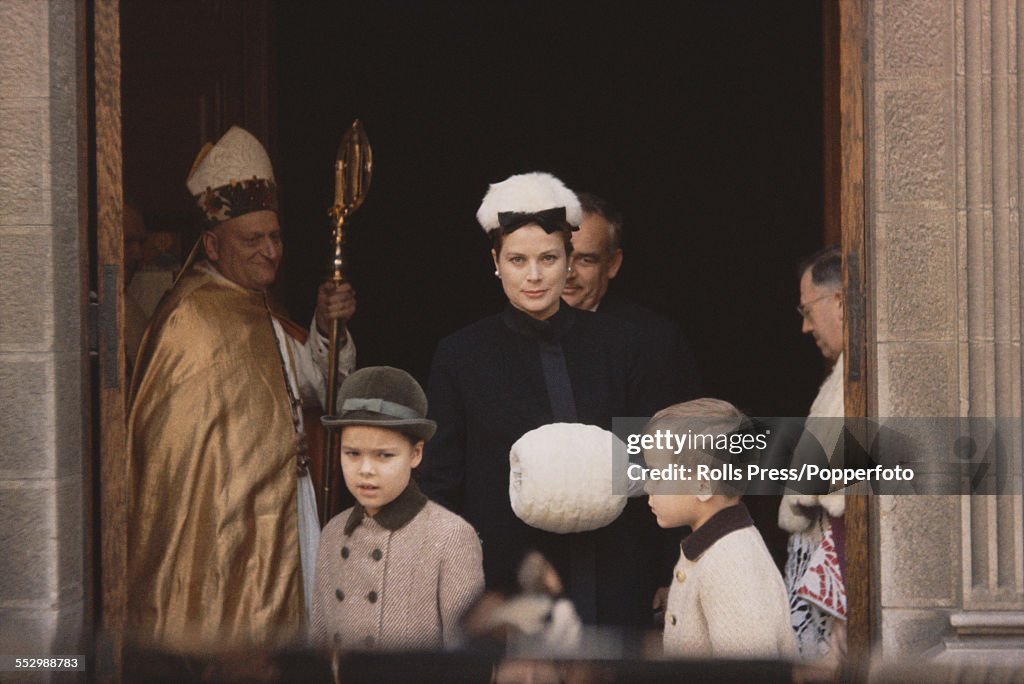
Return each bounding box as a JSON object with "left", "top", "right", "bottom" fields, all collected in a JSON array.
[
  {"left": 563, "top": 192, "right": 701, "bottom": 408},
  {"left": 562, "top": 192, "right": 702, "bottom": 618}
]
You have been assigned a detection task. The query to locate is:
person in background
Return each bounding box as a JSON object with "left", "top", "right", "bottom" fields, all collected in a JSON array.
[
  {"left": 779, "top": 244, "right": 847, "bottom": 663},
  {"left": 123, "top": 202, "right": 149, "bottom": 371},
  {"left": 563, "top": 191, "right": 702, "bottom": 614},
  {"left": 562, "top": 191, "right": 700, "bottom": 409}
]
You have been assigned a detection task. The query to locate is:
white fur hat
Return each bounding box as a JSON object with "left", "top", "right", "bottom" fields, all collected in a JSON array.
[
  {"left": 476, "top": 172, "right": 583, "bottom": 234},
  {"left": 509, "top": 423, "right": 627, "bottom": 534},
  {"left": 186, "top": 126, "right": 277, "bottom": 227}
]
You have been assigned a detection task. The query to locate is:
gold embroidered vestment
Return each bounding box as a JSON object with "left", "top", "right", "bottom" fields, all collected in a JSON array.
[{"left": 127, "top": 266, "right": 303, "bottom": 653}]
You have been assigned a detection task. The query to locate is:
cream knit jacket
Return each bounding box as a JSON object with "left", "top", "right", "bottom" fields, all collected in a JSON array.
[{"left": 663, "top": 504, "right": 797, "bottom": 659}]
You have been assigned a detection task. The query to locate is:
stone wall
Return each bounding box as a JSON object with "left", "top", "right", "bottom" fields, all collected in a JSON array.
[
  {"left": 868, "top": 0, "right": 1024, "bottom": 662},
  {"left": 0, "top": 0, "right": 86, "bottom": 656}
]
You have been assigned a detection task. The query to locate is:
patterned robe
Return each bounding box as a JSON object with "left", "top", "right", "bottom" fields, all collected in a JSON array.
[{"left": 779, "top": 353, "right": 847, "bottom": 659}]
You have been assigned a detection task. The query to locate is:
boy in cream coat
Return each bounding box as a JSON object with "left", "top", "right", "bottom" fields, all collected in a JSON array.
[{"left": 644, "top": 398, "right": 796, "bottom": 659}]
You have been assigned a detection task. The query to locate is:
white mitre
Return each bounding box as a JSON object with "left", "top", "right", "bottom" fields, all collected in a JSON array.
[
  {"left": 510, "top": 423, "right": 627, "bottom": 534},
  {"left": 476, "top": 172, "right": 582, "bottom": 232},
  {"left": 186, "top": 126, "right": 274, "bottom": 195},
  {"left": 185, "top": 126, "right": 277, "bottom": 228}
]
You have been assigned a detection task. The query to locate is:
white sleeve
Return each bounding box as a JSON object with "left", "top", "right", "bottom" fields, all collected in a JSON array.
[{"left": 283, "top": 320, "right": 357, "bottom": 409}]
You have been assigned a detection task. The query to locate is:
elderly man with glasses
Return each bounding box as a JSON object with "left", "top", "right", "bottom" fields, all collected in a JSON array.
[
  {"left": 796, "top": 245, "right": 844, "bottom": 364},
  {"left": 779, "top": 244, "right": 848, "bottom": 667}
]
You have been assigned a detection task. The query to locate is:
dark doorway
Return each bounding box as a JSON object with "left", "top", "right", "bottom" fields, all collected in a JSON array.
[{"left": 274, "top": 1, "right": 827, "bottom": 419}]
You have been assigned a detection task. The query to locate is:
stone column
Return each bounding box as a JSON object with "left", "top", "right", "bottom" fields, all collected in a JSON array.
[
  {"left": 868, "top": 0, "right": 1024, "bottom": 662},
  {"left": 0, "top": 0, "right": 87, "bottom": 657}
]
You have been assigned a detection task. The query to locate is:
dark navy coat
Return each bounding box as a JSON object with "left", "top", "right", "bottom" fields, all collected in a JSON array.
[
  {"left": 596, "top": 292, "right": 701, "bottom": 409},
  {"left": 420, "top": 302, "right": 668, "bottom": 628}
]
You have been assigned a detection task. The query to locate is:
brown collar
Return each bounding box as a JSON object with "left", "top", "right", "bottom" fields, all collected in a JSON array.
[
  {"left": 344, "top": 480, "right": 428, "bottom": 536},
  {"left": 681, "top": 503, "right": 754, "bottom": 561}
]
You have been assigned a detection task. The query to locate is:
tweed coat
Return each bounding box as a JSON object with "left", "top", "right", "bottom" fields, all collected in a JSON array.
[
  {"left": 420, "top": 302, "right": 668, "bottom": 628},
  {"left": 663, "top": 503, "right": 797, "bottom": 659},
  {"left": 310, "top": 483, "right": 484, "bottom": 651}
]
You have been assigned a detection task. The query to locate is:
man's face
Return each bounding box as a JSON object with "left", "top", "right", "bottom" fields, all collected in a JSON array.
[
  {"left": 203, "top": 210, "right": 282, "bottom": 291},
  {"left": 562, "top": 212, "right": 623, "bottom": 311},
  {"left": 340, "top": 425, "right": 423, "bottom": 517},
  {"left": 798, "top": 269, "right": 843, "bottom": 362}
]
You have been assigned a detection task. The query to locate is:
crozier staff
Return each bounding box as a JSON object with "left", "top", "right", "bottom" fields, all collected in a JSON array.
[
  {"left": 419, "top": 172, "right": 666, "bottom": 630},
  {"left": 127, "top": 126, "right": 356, "bottom": 653}
]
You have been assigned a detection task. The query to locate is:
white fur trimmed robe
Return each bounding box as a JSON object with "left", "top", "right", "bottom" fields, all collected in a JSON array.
[{"left": 779, "top": 354, "right": 847, "bottom": 660}]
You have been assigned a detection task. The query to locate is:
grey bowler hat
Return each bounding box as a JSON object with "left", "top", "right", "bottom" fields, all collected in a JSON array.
[{"left": 321, "top": 366, "right": 437, "bottom": 441}]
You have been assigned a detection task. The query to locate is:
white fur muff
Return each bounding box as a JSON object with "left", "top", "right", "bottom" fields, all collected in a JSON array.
[{"left": 509, "top": 423, "right": 627, "bottom": 534}]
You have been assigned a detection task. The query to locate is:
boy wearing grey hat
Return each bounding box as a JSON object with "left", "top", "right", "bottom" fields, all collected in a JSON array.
[{"left": 310, "top": 367, "right": 484, "bottom": 651}]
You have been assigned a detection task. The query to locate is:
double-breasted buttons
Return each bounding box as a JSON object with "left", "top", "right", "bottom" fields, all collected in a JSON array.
[
  {"left": 368, "top": 590, "right": 378, "bottom": 603},
  {"left": 371, "top": 548, "right": 382, "bottom": 561},
  {"left": 675, "top": 570, "right": 686, "bottom": 583},
  {"left": 668, "top": 614, "right": 677, "bottom": 626},
  {"left": 333, "top": 632, "right": 342, "bottom": 645},
  {"left": 341, "top": 546, "right": 350, "bottom": 559},
  {"left": 335, "top": 588, "right": 345, "bottom": 601}
]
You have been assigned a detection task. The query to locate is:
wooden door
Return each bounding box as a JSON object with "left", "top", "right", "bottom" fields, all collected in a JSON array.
[{"left": 824, "top": 0, "right": 873, "bottom": 669}]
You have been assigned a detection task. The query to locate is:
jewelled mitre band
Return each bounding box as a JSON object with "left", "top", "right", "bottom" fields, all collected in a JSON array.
[{"left": 195, "top": 178, "right": 279, "bottom": 229}]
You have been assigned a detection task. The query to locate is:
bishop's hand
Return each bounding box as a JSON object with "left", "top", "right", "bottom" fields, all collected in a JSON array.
[{"left": 315, "top": 280, "right": 356, "bottom": 336}]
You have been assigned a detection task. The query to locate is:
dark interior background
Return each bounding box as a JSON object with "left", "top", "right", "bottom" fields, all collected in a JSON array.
[{"left": 273, "top": 0, "right": 828, "bottom": 417}]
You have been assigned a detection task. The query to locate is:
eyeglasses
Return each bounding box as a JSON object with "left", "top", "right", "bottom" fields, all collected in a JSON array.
[{"left": 796, "top": 293, "right": 836, "bottom": 319}]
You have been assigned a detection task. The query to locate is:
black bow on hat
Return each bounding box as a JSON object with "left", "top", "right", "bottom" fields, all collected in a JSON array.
[{"left": 497, "top": 207, "right": 578, "bottom": 234}]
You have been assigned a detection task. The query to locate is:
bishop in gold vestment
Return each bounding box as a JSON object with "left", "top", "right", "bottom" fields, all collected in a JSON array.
[{"left": 127, "top": 126, "right": 357, "bottom": 653}]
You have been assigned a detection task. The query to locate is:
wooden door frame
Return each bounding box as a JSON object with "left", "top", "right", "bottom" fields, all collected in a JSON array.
[
  {"left": 826, "top": 0, "right": 874, "bottom": 668},
  {"left": 93, "top": 0, "right": 127, "bottom": 679}
]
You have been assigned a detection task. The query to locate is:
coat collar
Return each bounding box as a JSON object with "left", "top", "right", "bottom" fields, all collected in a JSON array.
[
  {"left": 502, "top": 300, "right": 575, "bottom": 342},
  {"left": 344, "top": 480, "right": 428, "bottom": 536},
  {"left": 680, "top": 502, "right": 754, "bottom": 561}
]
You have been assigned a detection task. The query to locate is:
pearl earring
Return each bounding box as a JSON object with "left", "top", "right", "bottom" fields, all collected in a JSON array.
[{"left": 494, "top": 269, "right": 500, "bottom": 278}]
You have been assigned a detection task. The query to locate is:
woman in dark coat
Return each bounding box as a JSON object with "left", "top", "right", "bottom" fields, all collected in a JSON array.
[{"left": 419, "top": 172, "right": 667, "bottom": 630}]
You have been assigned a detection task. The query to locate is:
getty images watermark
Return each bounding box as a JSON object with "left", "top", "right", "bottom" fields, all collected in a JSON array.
[{"left": 610, "top": 417, "right": 1022, "bottom": 496}]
